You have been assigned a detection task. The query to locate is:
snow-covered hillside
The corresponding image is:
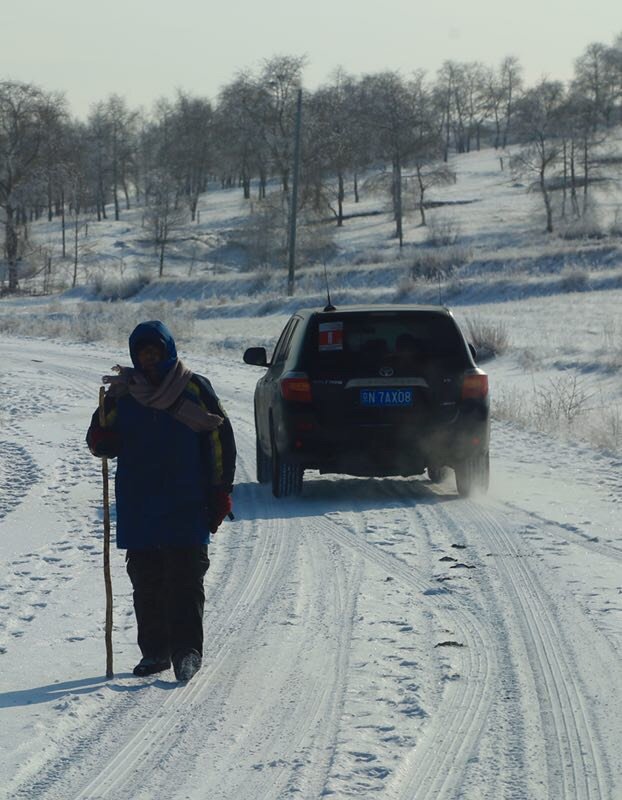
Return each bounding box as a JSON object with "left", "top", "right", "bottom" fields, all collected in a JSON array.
[{"left": 1, "top": 147, "right": 621, "bottom": 799}]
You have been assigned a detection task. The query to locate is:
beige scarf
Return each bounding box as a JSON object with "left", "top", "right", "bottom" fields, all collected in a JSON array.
[{"left": 103, "top": 360, "right": 223, "bottom": 433}]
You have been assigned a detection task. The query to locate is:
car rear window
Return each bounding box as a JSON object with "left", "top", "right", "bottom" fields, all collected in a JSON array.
[{"left": 304, "top": 312, "right": 468, "bottom": 371}]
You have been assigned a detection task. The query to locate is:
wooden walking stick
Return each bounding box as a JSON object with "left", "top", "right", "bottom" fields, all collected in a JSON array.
[{"left": 98, "top": 386, "right": 114, "bottom": 679}]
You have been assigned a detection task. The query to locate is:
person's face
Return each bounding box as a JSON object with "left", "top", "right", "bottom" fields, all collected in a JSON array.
[{"left": 136, "top": 342, "right": 166, "bottom": 374}]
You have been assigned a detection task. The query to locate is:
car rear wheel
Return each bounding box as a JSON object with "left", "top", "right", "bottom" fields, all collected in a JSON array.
[
  {"left": 427, "top": 466, "right": 449, "bottom": 484},
  {"left": 455, "top": 451, "right": 490, "bottom": 497},
  {"left": 271, "top": 430, "right": 303, "bottom": 498},
  {"left": 256, "top": 434, "right": 271, "bottom": 484}
]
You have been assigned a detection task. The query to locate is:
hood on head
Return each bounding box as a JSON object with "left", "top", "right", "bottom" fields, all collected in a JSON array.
[{"left": 129, "top": 320, "right": 177, "bottom": 374}]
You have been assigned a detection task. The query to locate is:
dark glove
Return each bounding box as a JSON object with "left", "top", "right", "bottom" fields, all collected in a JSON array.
[
  {"left": 208, "top": 488, "right": 232, "bottom": 534},
  {"left": 88, "top": 428, "right": 121, "bottom": 458}
]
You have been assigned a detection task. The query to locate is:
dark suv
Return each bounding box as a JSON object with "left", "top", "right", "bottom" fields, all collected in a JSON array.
[{"left": 243, "top": 304, "right": 490, "bottom": 497}]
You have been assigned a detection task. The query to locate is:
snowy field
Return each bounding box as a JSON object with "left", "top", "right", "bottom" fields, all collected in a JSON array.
[{"left": 1, "top": 148, "right": 622, "bottom": 799}]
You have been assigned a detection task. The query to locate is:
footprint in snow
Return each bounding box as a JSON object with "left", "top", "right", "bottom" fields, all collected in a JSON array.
[
  {"left": 369, "top": 766, "right": 391, "bottom": 779},
  {"left": 349, "top": 751, "right": 377, "bottom": 763},
  {"left": 0, "top": 442, "right": 42, "bottom": 521}
]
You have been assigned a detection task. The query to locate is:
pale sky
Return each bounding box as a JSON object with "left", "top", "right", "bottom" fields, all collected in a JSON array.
[{"left": 2, "top": 0, "right": 620, "bottom": 118}]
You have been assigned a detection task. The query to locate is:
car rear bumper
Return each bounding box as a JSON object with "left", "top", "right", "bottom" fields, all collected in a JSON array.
[{"left": 275, "top": 412, "right": 490, "bottom": 477}]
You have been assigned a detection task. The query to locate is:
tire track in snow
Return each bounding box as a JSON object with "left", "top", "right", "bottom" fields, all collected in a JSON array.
[
  {"left": 503, "top": 501, "right": 622, "bottom": 565},
  {"left": 314, "top": 491, "right": 497, "bottom": 800},
  {"left": 202, "top": 522, "right": 362, "bottom": 800},
  {"left": 393, "top": 496, "right": 532, "bottom": 799},
  {"left": 451, "top": 500, "right": 611, "bottom": 800}
]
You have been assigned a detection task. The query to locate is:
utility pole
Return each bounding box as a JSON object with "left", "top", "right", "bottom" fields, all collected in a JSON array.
[{"left": 287, "top": 89, "right": 303, "bottom": 297}]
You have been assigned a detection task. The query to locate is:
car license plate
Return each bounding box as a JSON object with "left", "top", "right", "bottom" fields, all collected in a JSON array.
[{"left": 360, "top": 388, "right": 413, "bottom": 407}]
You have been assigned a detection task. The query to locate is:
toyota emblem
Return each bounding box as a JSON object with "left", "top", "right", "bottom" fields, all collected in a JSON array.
[{"left": 379, "top": 366, "right": 394, "bottom": 377}]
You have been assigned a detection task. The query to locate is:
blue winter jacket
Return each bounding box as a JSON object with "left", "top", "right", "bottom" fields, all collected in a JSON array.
[{"left": 87, "top": 321, "right": 236, "bottom": 550}]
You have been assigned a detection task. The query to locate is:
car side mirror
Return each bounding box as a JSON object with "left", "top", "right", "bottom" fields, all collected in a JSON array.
[
  {"left": 243, "top": 346, "right": 268, "bottom": 367},
  {"left": 468, "top": 343, "right": 478, "bottom": 362}
]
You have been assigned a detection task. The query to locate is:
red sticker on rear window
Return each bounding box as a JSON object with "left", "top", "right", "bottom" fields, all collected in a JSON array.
[{"left": 318, "top": 322, "right": 344, "bottom": 351}]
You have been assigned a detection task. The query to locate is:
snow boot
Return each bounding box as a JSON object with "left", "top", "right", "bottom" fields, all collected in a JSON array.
[
  {"left": 173, "top": 649, "right": 202, "bottom": 682},
  {"left": 133, "top": 656, "right": 171, "bottom": 677}
]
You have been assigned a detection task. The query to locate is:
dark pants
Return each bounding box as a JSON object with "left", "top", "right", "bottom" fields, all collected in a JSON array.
[{"left": 126, "top": 546, "right": 210, "bottom": 660}]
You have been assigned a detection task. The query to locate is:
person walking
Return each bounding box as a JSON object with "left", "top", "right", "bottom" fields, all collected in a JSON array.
[{"left": 87, "top": 320, "right": 236, "bottom": 682}]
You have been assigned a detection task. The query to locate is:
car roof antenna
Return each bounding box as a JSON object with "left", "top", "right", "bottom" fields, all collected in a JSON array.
[{"left": 323, "top": 260, "right": 336, "bottom": 312}]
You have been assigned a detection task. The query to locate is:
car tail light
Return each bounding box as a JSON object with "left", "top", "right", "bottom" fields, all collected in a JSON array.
[
  {"left": 461, "top": 372, "right": 489, "bottom": 400},
  {"left": 280, "top": 372, "right": 312, "bottom": 403}
]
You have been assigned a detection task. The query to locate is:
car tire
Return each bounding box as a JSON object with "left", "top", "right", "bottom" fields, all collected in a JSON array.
[
  {"left": 256, "top": 434, "right": 271, "bottom": 484},
  {"left": 271, "top": 429, "right": 303, "bottom": 498},
  {"left": 455, "top": 451, "right": 490, "bottom": 497},
  {"left": 427, "top": 466, "right": 448, "bottom": 484}
]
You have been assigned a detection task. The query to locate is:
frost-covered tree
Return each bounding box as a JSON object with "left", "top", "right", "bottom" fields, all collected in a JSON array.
[
  {"left": 302, "top": 70, "right": 362, "bottom": 226},
  {"left": 260, "top": 55, "right": 306, "bottom": 194},
  {"left": 511, "top": 80, "right": 566, "bottom": 233},
  {"left": 85, "top": 104, "right": 112, "bottom": 221},
  {"left": 452, "top": 62, "right": 490, "bottom": 153},
  {"left": 83, "top": 96, "right": 139, "bottom": 222},
  {"left": 485, "top": 57, "right": 523, "bottom": 149},
  {"left": 143, "top": 169, "right": 186, "bottom": 276},
  {"left": 358, "top": 71, "right": 433, "bottom": 246},
  {"left": 573, "top": 42, "right": 619, "bottom": 129},
  {"left": 499, "top": 56, "right": 523, "bottom": 148},
  {"left": 165, "top": 92, "right": 214, "bottom": 221},
  {"left": 0, "top": 81, "right": 64, "bottom": 291},
  {"left": 215, "top": 74, "right": 270, "bottom": 200},
  {"left": 359, "top": 72, "right": 444, "bottom": 245}
]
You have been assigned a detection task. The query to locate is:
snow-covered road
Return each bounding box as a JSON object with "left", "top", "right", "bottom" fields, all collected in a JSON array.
[{"left": 1, "top": 338, "right": 621, "bottom": 800}]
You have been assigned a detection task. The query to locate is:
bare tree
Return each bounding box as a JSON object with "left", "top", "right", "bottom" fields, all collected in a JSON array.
[
  {"left": 500, "top": 56, "right": 523, "bottom": 148},
  {"left": 260, "top": 55, "right": 306, "bottom": 194},
  {"left": 166, "top": 92, "right": 214, "bottom": 221},
  {"left": 302, "top": 70, "right": 362, "bottom": 226},
  {"left": 0, "top": 81, "right": 63, "bottom": 291},
  {"left": 215, "top": 74, "right": 270, "bottom": 200},
  {"left": 574, "top": 42, "right": 618, "bottom": 129},
  {"left": 144, "top": 170, "right": 185, "bottom": 276},
  {"left": 434, "top": 61, "right": 459, "bottom": 162},
  {"left": 450, "top": 62, "right": 489, "bottom": 153},
  {"left": 511, "top": 81, "right": 566, "bottom": 233},
  {"left": 85, "top": 104, "right": 112, "bottom": 221},
  {"left": 607, "top": 33, "right": 622, "bottom": 117},
  {"left": 361, "top": 71, "right": 440, "bottom": 246},
  {"left": 35, "top": 99, "right": 70, "bottom": 224},
  {"left": 411, "top": 162, "right": 456, "bottom": 226}
]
